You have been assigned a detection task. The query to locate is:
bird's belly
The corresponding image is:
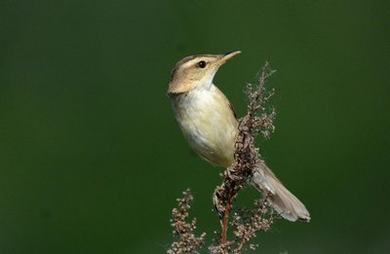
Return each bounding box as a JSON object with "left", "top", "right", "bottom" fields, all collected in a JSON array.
[{"left": 175, "top": 91, "right": 238, "bottom": 167}]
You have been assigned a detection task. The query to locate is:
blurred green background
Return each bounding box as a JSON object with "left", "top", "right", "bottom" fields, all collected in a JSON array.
[{"left": 1, "top": 0, "right": 389, "bottom": 253}]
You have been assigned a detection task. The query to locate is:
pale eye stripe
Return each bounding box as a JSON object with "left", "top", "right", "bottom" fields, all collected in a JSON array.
[{"left": 183, "top": 56, "right": 215, "bottom": 68}]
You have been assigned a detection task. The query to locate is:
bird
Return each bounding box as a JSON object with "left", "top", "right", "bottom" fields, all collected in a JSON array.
[{"left": 167, "top": 51, "right": 310, "bottom": 222}]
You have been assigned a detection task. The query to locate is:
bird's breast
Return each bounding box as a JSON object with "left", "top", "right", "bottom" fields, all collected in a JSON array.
[{"left": 171, "top": 85, "right": 238, "bottom": 167}]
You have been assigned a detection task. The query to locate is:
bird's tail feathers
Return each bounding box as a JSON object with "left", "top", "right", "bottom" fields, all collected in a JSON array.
[{"left": 252, "top": 162, "right": 310, "bottom": 222}]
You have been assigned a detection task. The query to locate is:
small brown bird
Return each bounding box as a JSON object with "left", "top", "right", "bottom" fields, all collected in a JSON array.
[{"left": 167, "top": 51, "right": 310, "bottom": 222}]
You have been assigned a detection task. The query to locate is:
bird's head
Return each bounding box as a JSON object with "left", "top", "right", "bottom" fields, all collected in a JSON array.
[{"left": 168, "top": 51, "right": 241, "bottom": 94}]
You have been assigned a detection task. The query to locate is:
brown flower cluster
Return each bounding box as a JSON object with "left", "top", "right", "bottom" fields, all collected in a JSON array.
[
  {"left": 230, "top": 198, "right": 274, "bottom": 253},
  {"left": 167, "top": 189, "right": 206, "bottom": 254}
]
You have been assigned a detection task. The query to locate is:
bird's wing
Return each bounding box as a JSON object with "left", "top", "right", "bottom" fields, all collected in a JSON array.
[
  {"left": 214, "top": 84, "right": 238, "bottom": 120},
  {"left": 228, "top": 100, "right": 237, "bottom": 119}
]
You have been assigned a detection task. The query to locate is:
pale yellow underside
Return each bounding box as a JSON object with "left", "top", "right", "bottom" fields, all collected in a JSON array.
[{"left": 172, "top": 84, "right": 238, "bottom": 168}]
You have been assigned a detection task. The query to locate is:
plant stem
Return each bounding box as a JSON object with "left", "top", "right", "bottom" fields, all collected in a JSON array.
[{"left": 220, "top": 204, "right": 230, "bottom": 244}]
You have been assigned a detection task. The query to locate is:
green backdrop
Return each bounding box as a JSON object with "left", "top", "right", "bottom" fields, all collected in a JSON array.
[{"left": 1, "top": 0, "right": 389, "bottom": 253}]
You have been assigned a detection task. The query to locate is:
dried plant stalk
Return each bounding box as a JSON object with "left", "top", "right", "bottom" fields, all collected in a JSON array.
[
  {"left": 230, "top": 197, "right": 274, "bottom": 253},
  {"left": 212, "top": 62, "right": 276, "bottom": 252},
  {"left": 167, "top": 189, "right": 206, "bottom": 254}
]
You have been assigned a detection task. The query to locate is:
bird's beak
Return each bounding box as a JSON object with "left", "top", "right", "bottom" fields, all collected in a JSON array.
[{"left": 219, "top": 50, "right": 241, "bottom": 64}]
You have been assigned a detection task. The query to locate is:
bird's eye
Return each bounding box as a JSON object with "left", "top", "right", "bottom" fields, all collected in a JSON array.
[{"left": 197, "top": 61, "right": 207, "bottom": 68}]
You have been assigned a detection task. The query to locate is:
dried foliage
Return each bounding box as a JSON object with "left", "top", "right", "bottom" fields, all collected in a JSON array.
[
  {"left": 168, "top": 63, "right": 277, "bottom": 254},
  {"left": 167, "top": 189, "right": 206, "bottom": 254},
  {"left": 230, "top": 198, "right": 274, "bottom": 253},
  {"left": 208, "top": 197, "right": 274, "bottom": 254},
  {"left": 212, "top": 62, "right": 276, "bottom": 252}
]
